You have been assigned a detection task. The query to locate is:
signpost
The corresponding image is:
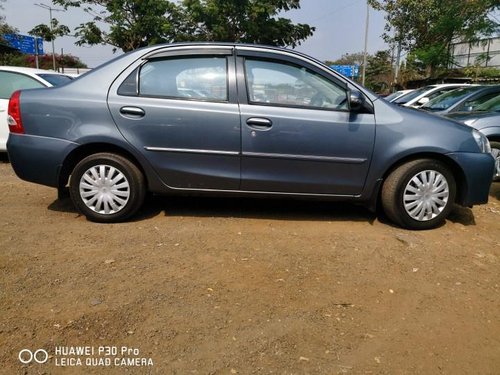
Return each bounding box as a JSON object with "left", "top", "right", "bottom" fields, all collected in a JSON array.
[
  {"left": 3, "top": 33, "right": 44, "bottom": 68},
  {"left": 330, "top": 65, "right": 360, "bottom": 79}
]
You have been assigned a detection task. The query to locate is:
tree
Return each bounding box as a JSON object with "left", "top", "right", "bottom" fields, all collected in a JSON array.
[
  {"left": 29, "top": 19, "right": 70, "bottom": 42},
  {"left": 52, "top": 0, "right": 182, "bottom": 52},
  {"left": 365, "top": 50, "right": 392, "bottom": 93},
  {"left": 51, "top": 0, "right": 314, "bottom": 52},
  {"left": 368, "top": 0, "right": 500, "bottom": 76},
  {"left": 177, "top": 0, "right": 314, "bottom": 47},
  {"left": 326, "top": 52, "right": 366, "bottom": 67}
]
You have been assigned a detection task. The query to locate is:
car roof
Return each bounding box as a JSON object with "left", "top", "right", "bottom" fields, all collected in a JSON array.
[{"left": 0, "top": 66, "right": 64, "bottom": 75}]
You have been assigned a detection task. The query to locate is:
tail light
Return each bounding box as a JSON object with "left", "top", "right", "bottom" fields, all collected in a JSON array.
[{"left": 8, "top": 90, "right": 24, "bottom": 134}]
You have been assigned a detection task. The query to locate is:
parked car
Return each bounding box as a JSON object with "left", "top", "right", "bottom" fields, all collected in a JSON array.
[
  {"left": 393, "top": 83, "right": 472, "bottom": 108},
  {"left": 384, "top": 89, "right": 414, "bottom": 102},
  {"left": 447, "top": 96, "right": 500, "bottom": 181},
  {"left": 6, "top": 44, "right": 495, "bottom": 229},
  {"left": 0, "top": 66, "right": 73, "bottom": 151},
  {"left": 420, "top": 85, "right": 500, "bottom": 115}
]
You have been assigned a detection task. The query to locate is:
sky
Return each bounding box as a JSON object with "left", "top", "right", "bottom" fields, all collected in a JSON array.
[{"left": 2, "top": 0, "right": 389, "bottom": 68}]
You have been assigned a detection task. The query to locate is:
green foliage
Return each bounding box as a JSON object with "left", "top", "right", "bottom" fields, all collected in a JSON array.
[
  {"left": 177, "top": 0, "right": 314, "bottom": 47},
  {"left": 29, "top": 19, "right": 70, "bottom": 42},
  {"left": 0, "top": 53, "right": 87, "bottom": 69},
  {"left": 53, "top": 0, "right": 181, "bottom": 52},
  {"left": 369, "top": 0, "right": 500, "bottom": 76},
  {"left": 52, "top": 0, "right": 314, "bottom": 52}
]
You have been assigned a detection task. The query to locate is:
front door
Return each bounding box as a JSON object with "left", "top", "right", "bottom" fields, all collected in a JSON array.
[{"left": 236, "top": 51, "right": 376, "bottom": 196}]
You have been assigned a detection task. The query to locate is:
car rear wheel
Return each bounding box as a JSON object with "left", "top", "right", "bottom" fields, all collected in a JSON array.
[
  {"left": 490, "top": 141, "right": 500, "bottom": 182},
  {"left": 381, "top": 159, "right": 456, "bottom": 230},
  {"left": 69, "top": 153, "right": 145, "bottom": 223}
]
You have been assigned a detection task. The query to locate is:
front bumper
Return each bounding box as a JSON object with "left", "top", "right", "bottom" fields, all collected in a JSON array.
[
  {"left": 447, "top": 152, "right": 495, "bottom": 206},
  {"left": 7, "top": 134, "right": 78, "bottom": 188}
]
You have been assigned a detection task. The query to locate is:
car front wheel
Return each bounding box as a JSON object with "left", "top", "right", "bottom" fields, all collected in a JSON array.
[
  {"left": 69, "top": 153, "right": 146, "bottom": 223},
  {"left": 381, "top": 159, "right": 456, "bottom": 230}
]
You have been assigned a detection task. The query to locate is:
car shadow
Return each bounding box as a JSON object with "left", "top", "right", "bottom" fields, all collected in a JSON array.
[
  {"left": 49, "top": 195, "right": 378, "bottom": 224},
  {"left": 490, "top": 182, "right": 500, "bottom": 201},
  {"left": 0, "top": 153, "right": 9, "bottom": 163},
  {"left": 47, "top": 194, "right": 479, "bottom": 226}
]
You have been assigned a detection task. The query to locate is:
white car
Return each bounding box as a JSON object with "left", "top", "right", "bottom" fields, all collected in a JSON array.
[
  {"left": 392, "top": 83, "right": 473, "bottom": 108},
  {"left": 0, "top": 66, "right": 73, "bottom": 151},
  {"left": 384, "top": 89, "right": 414, "bottom": 102}
]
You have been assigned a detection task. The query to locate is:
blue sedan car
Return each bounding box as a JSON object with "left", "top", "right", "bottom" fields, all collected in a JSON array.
[{"left": 6, "top": 44, "right": 495, "bottom": 229}]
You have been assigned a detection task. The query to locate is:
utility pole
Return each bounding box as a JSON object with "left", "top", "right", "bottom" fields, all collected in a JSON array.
[
  {"left": 35, "top": 3, "right": 64, "bottom": 71},
  {"left": 362, "top": 1, "right": 370, "bottom": 86}
]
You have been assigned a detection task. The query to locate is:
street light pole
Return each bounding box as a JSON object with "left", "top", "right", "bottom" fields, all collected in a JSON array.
[
  {"left": 35, "top": 3, "right": 64, "bottom": 71},
  {"left": 362, "top": 1, "right": 370, "bottom": 86}
]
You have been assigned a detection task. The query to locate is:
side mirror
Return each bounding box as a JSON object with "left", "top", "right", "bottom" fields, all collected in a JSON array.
[
  {"left": 349, "top": 90, "right": 365, "bottom": 112},
  {"left": 417, "top": 97, "right": 430, "bottom": 106}
]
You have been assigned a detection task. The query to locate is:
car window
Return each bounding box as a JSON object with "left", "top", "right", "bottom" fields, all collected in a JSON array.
[
  {"left": 0, "top": 71, "right": 45, "bottom": 99},
  {"left": 458, "top": 91, "right": 500, "bottom": 112},
  {"left": 475, "top": 94, "right": 500, "bottom": 112},
  {"left": 244, "top": 59, "right": 348, "bottom": 110},
  {"left": 37, "top": 73, "right": 73, "bottom": 86},
  {"left": 138, "top": 57, "right": 228, "bottom": 101},
  {"left": 393, "top": 86, "right": 433, "bottom": 104},
  {"left": 422, "top": 87, "right": 480, "bottom": 111}
]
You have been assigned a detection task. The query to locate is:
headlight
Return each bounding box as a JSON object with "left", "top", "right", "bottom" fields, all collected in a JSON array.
[
  {"left": 464, "top": 119, "right": 476, "bottom": 126},
  {"left": 472, "top": 129, "right": 491, "bottom": 153}
]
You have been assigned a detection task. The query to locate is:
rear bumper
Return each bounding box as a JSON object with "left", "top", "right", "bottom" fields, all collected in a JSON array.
[
  {"left": 7, "top": 134, "right": 78, "bottom": 188},
  {"left": 447, "top": 152, "right": 495, "bottom": 206}
]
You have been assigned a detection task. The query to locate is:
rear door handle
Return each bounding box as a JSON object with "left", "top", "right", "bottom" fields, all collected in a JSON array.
[
  {"left": 246, "top": 117, "right": 272, "bottom": 130},
  {"left": 120, "top": 106, "right": 145, "bottom": 118}
]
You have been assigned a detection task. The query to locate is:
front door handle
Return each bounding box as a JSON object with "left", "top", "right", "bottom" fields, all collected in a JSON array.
[
  {"left": 120, "top": 106, "right": 145, "bottom": 118},
  {"left": 246, "top": 117, "right": 273, "bottom": 130}
]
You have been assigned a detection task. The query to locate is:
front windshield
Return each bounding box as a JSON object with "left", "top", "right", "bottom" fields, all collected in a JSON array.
[
  {"left": 393, "top": 86, "right": 433, "bottom": 104},
  {"left": 385, "top": 91, "right": 404, "bottom": 101},
  {"left": 37, "top": 73, "right": 73, "bottom": 86},
  {"left": 421, "top": 86, "right": 480, "bottom": 111},
  {"left": 475, "top": 95, "right": 500, "bottom": 112}
]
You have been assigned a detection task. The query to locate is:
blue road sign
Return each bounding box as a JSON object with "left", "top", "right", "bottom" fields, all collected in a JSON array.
[
  {"left": 3, "top": 34, "right": 44, "bottom": 55},
  {"left": 330, "top": 64, "right": 360, "bottom": 78}
]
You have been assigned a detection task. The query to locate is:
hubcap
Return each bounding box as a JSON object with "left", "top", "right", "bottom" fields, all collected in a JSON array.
[
  {"left": 492, "top": 147, "right": 500, "bottom": 180},
  {"left": 403, "top": 170, "right": 449, "bottom": 222},
  {"left": 79, "top": 165, "right": 130, "bottom": 215}
]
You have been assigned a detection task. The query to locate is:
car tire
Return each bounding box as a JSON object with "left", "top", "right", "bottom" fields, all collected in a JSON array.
[
  {"left": 69, "top": 153, "right": 146, "bottom": 223},
  {"left": 381, "top": 159, "right": 456, "bottom": 230},
  {"left": 490, "top": 141, "right": 500, "bottom": 182}
]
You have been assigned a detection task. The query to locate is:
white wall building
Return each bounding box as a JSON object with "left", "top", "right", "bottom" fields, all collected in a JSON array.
[{"left": 450, "top": 37, "right": 500, "bottom": 68}]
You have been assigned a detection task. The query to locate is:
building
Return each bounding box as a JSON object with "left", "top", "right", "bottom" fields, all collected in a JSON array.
[{"left": 450, "top": 37, "right": 500, "bottom": 68}]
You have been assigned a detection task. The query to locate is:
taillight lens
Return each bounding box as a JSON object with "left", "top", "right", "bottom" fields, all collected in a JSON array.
[{"left": 8, "top": 90, "right": 24, "bottom": 134}]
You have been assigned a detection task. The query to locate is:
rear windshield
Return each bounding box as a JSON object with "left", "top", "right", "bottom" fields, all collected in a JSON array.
[{"left": 37, "top": 73, "right": 73, "bottom": 86}]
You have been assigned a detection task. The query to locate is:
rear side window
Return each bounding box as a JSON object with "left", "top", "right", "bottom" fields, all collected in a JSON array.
[
  {"left": 244, "top": 59, "right": 348, "bottom": 110},
  {"left": 135, "top": 57, "right": 228, "bottom": 102},
  {"left": 0, "top": 71, "right": 45, "bottom": 99}
]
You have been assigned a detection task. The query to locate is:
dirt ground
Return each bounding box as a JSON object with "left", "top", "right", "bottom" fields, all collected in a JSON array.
[{"left": 0, "top": 154, "right": 499, "bottom": 375}]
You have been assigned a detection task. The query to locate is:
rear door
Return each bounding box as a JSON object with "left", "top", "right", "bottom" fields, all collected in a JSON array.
[
  {"left": 107, "top": 47, "right": 241, "bottom": 190},
  {"left": 236, "top": 48, "right": 376, "bottom": 195}
]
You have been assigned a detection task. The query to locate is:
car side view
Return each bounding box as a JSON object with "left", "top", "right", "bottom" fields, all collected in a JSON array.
[{"left": 6, "top": 44, "right": 495, "bottom": 229}]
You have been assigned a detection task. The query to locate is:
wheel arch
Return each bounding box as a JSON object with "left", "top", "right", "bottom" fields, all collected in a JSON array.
[
  {"left": 58, "top": 143, "right": 149, "bottom": 195},
  {"left": 374, "top": 152, "right": 468, "bottom": 208}
]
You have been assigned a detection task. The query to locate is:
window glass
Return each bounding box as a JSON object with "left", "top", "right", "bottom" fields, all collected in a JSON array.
[
  {"left": 459, "top": 91, "right": 500, "bottom": 111},
  {"left": 422, "top": 87, "right": 480, "bottom": 111},
  {"left": 245, "top": 59, "right": 348, "bottom": 110},
  {"left": 139, "top": 57, "right": 227, "bottom": 101},
  {"left": 37, "top": 73, "right": 73, "bottom": 86},
  {"left": 0, "top": 71, "right": 45, "bottom": 99}
]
